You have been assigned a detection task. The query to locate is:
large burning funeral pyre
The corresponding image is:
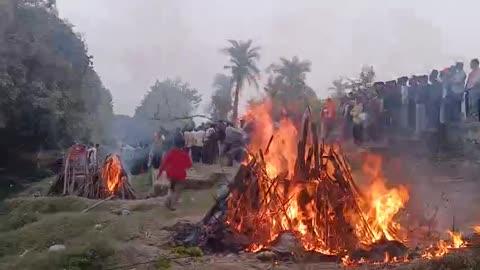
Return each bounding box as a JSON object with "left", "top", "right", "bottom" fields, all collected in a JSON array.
[
  {"left": 172, "top": 100, "right": 469, "bottom": 266},
  {"left": 228, "top": 101, "right": 409, "bottom": 255}
]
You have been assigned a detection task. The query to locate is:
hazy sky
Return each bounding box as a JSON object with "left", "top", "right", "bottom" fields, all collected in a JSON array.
[{"left": 57, "top": 0, "right": 480, "bottom": 116}]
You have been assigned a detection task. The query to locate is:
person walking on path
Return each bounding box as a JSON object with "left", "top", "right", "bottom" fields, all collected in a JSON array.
[{"left": 157, "top": 136, "right": 192, "bottom": 211}]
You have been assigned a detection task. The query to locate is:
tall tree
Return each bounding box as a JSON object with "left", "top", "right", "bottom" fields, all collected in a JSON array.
[
  {"left": 264, "top": 56, "right": 316, "bottom": 120},
  {"left": 223, "top": 39, "right": 260, "bottom": 124},
  {"left": 132, "top": 78, "right": 201, "bottom": 142},
  {"left": 0, "top": 0, "right": 113, "bottom": 152},
  {"left": 209, "top": 73, "right": 232, "bottom": 121},
  {"left": 267, "top": 56, "right": 311, "bottom": 89}
]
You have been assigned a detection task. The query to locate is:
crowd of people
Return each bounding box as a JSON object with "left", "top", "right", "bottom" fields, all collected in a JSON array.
[
  {"left": 324, "top": 59, "right": 480, "bottom": 146},
  {"left": 147, "top": 121, "right": 249, "bottom": 210},
  {"left": 148, "top": 121, "right": 248, "bottom": 168}
]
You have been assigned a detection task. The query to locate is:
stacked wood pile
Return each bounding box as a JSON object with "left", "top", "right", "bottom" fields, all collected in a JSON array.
[
  {"left": 49, "top": 147, "right": 135, "bottom": 200},
  {"left": 173, "top": 109, "right": 401, "bottom": 257}
]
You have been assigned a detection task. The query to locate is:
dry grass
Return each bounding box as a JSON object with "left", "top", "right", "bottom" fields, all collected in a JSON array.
[{"left": 0, "top": 184, "right": 217, "bottom": 270}]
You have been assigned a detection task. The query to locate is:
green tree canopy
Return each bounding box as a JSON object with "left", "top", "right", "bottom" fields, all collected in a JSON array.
[
  {"left": 223, "top": 39, "right": 260, "bottom": 124},
  {"left": 264, "top": 56, "right": 317, "bottom": 121},
  {"left": 209, "top": 73, "right": 232, "bottom": 121},
  {"left": 134, "top": 78, "right": 201, "bottom": 137},
  {"left": 0, "top": 0, "right": 113, "bottom": 167}
]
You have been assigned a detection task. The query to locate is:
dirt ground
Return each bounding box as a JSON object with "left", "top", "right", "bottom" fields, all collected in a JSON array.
[{"left": 1, "top": 156, "right": 480, "bottom": 270}]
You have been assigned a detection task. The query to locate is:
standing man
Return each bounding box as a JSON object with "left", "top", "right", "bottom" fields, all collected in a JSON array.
[
  {"left": 397, "top": 77, "right": 409, "bottom": 130},
  {"left": 148, "top": 132, "right": 164, "bottom": 185},
  {"left": 466, "top": 58, "right": 480, "bottom": 121},
  {"left": 183, "top": 128, "right": 193, "bottom": 159},
  {"left": 415, "top": 75, "right": 429, "bottom": 136},
  {"left": 451, "top": 62, "right": 467, "bottom": 121},
  {"left": 386, "top": 80, "right": 401, "bottom": 131},
  {"left": 350, "top": 97, "right": 364, "bottom": 145},
  {"left": 191, "top": 127, "right": 205, "bottom": 163},
  {"left": 87, "top": 143, "right": 98, "bottom": 169},
  {"left": 202, "top": 123, "right": 218, "bottom": 164},
  {"left": 408, "top": 76, "right": 418, "bottom": 131},
  {"left": 223, "top": 123, "right": 246, "bottom": 166},
  {"left": 439, "top": 68, "right": 452, "bottom": 124},
  {"left": 427, "top": 70, "right": 442, "bottom": 130},
  {"left": 321, "top": 98, "right": 337, "bottom": 140}
]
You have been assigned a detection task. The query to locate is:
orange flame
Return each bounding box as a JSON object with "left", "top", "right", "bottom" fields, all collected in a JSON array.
[
  {"left": 422, "top": 230, "right": 467, "bottom": 259},
  {"left": 228, "top": 99, "right": 410, "bottom": 255},
  {"left": 102, "top": 155, "right": 123, "bottom": 193},
  {"left": 361, "top": 153, "right": 409, "bottom": 243},
  {"left": 474, "top": 225, "right": 480, "bottom": 235},
  {"left": 243, "top": 100, "right": 298, "bottom": 179},
  {"left": 447, "top": 230, "right": 466, "bottom": 249}
]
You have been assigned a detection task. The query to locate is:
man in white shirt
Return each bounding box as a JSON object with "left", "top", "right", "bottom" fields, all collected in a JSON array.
[
  {"left": 451, "top": 62, "right": 466, "bottom": 121},
  {"left": 87, "top": 143, "right": 98, "bottom": 168},
  {"left": 398, "top": 77, "right": 409, "bottom": 129},
  {"left": 466, "top": 58, "right": 480, "bottom": 121},
  {"left": 191, "top": 128, "right": 205, "bottom": 163}
]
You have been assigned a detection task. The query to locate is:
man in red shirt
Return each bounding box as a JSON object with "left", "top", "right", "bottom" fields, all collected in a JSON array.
[{"left": 158, "top": 136, "right": 192, "bottom": 210}]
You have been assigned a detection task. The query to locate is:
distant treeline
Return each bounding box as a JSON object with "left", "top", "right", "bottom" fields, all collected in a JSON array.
[{"left": 0, "top": 0, "right": 114, "bottom": 168}]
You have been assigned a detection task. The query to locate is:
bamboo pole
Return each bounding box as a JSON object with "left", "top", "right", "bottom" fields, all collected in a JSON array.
[{"left": 81, "top": 195, "right": 115, "bottom": 213}]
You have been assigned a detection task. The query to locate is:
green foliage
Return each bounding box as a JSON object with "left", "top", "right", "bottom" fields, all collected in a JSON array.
[
  {"left": 171, "top": 246, "right": 204, "bottom": 257},
  {"left": 223, "top": 39, "right": 260, "bottom": 122},
  {"left": 210, "top": 73, "right": 233, "bottom": 121},
  {"left": 0, "top": 211, "right": 38, "bottom": 231},
  {"left": 4, "top": 196, "right": 88, "bottom": 215},
  {"left": 0, "top": 0, "right": 113, "bottom": 156},
  {"left": 134, "top": 78, "right": 201, "bottom": 134},
  {"left": 6, "top": 238, "right": 115, "bottom": 270},
  {"left": 264, "top": 56, "right": 317, "bottom": 121},
  {"left": 155, "top": 257, "right": 172, "bottom": 270}
]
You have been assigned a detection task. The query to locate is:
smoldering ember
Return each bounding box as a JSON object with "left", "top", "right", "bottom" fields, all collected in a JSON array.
[{"left": 3, "top": 1, "right": 480, "bottom": 270}]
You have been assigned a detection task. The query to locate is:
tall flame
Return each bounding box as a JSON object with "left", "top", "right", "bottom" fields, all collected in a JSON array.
[
  {"left": 228, "top": 99, "right": 410, "bottom": 254},
  {"left": 102, "top": 155, "right": 123, "bottom": 193},
  {"left": 243, "top": 100, "right": 298, "bottom": 179},
  {"left": 361, "top": 153, "right": 410, "bottom": 243}
]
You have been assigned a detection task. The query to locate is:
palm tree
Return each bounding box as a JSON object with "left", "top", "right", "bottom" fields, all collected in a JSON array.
[
  {"left": 268, "top": 56, "right": 311, "bottom": 88},
  {"left": 223, "top": 39, "right": 260, "bottom": 124},
  {"left": 265, "top": 56, "right": 316, "bottom": 100}
]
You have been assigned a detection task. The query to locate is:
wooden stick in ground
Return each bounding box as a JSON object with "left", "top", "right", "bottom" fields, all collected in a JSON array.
[
  {"left": 81, "top": 195, "right": 115, "bottom": 213},
  {"left": 63, "top": 158, "right": 69, "bottom": 195},
  {"left": 265, "top": 135, "right": 274, "bottom": 154},
  {"left": 311, "top": 123, "right": 320, "bottom": 175},
  {"left": 305, "top": 147, "right": 314, "bottom": 177},
  {"left": 294, "top": 109, "right": 310, "bottom": 180}
]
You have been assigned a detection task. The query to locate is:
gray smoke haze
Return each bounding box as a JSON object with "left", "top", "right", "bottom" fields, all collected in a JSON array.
[{"left": 57, "top": 0, "right": 480, "bottom": 116}]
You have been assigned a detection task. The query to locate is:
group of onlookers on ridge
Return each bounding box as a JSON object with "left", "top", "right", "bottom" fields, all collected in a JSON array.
[{"left": 320, "top": 58, "right": 480, "bottom": 146}]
